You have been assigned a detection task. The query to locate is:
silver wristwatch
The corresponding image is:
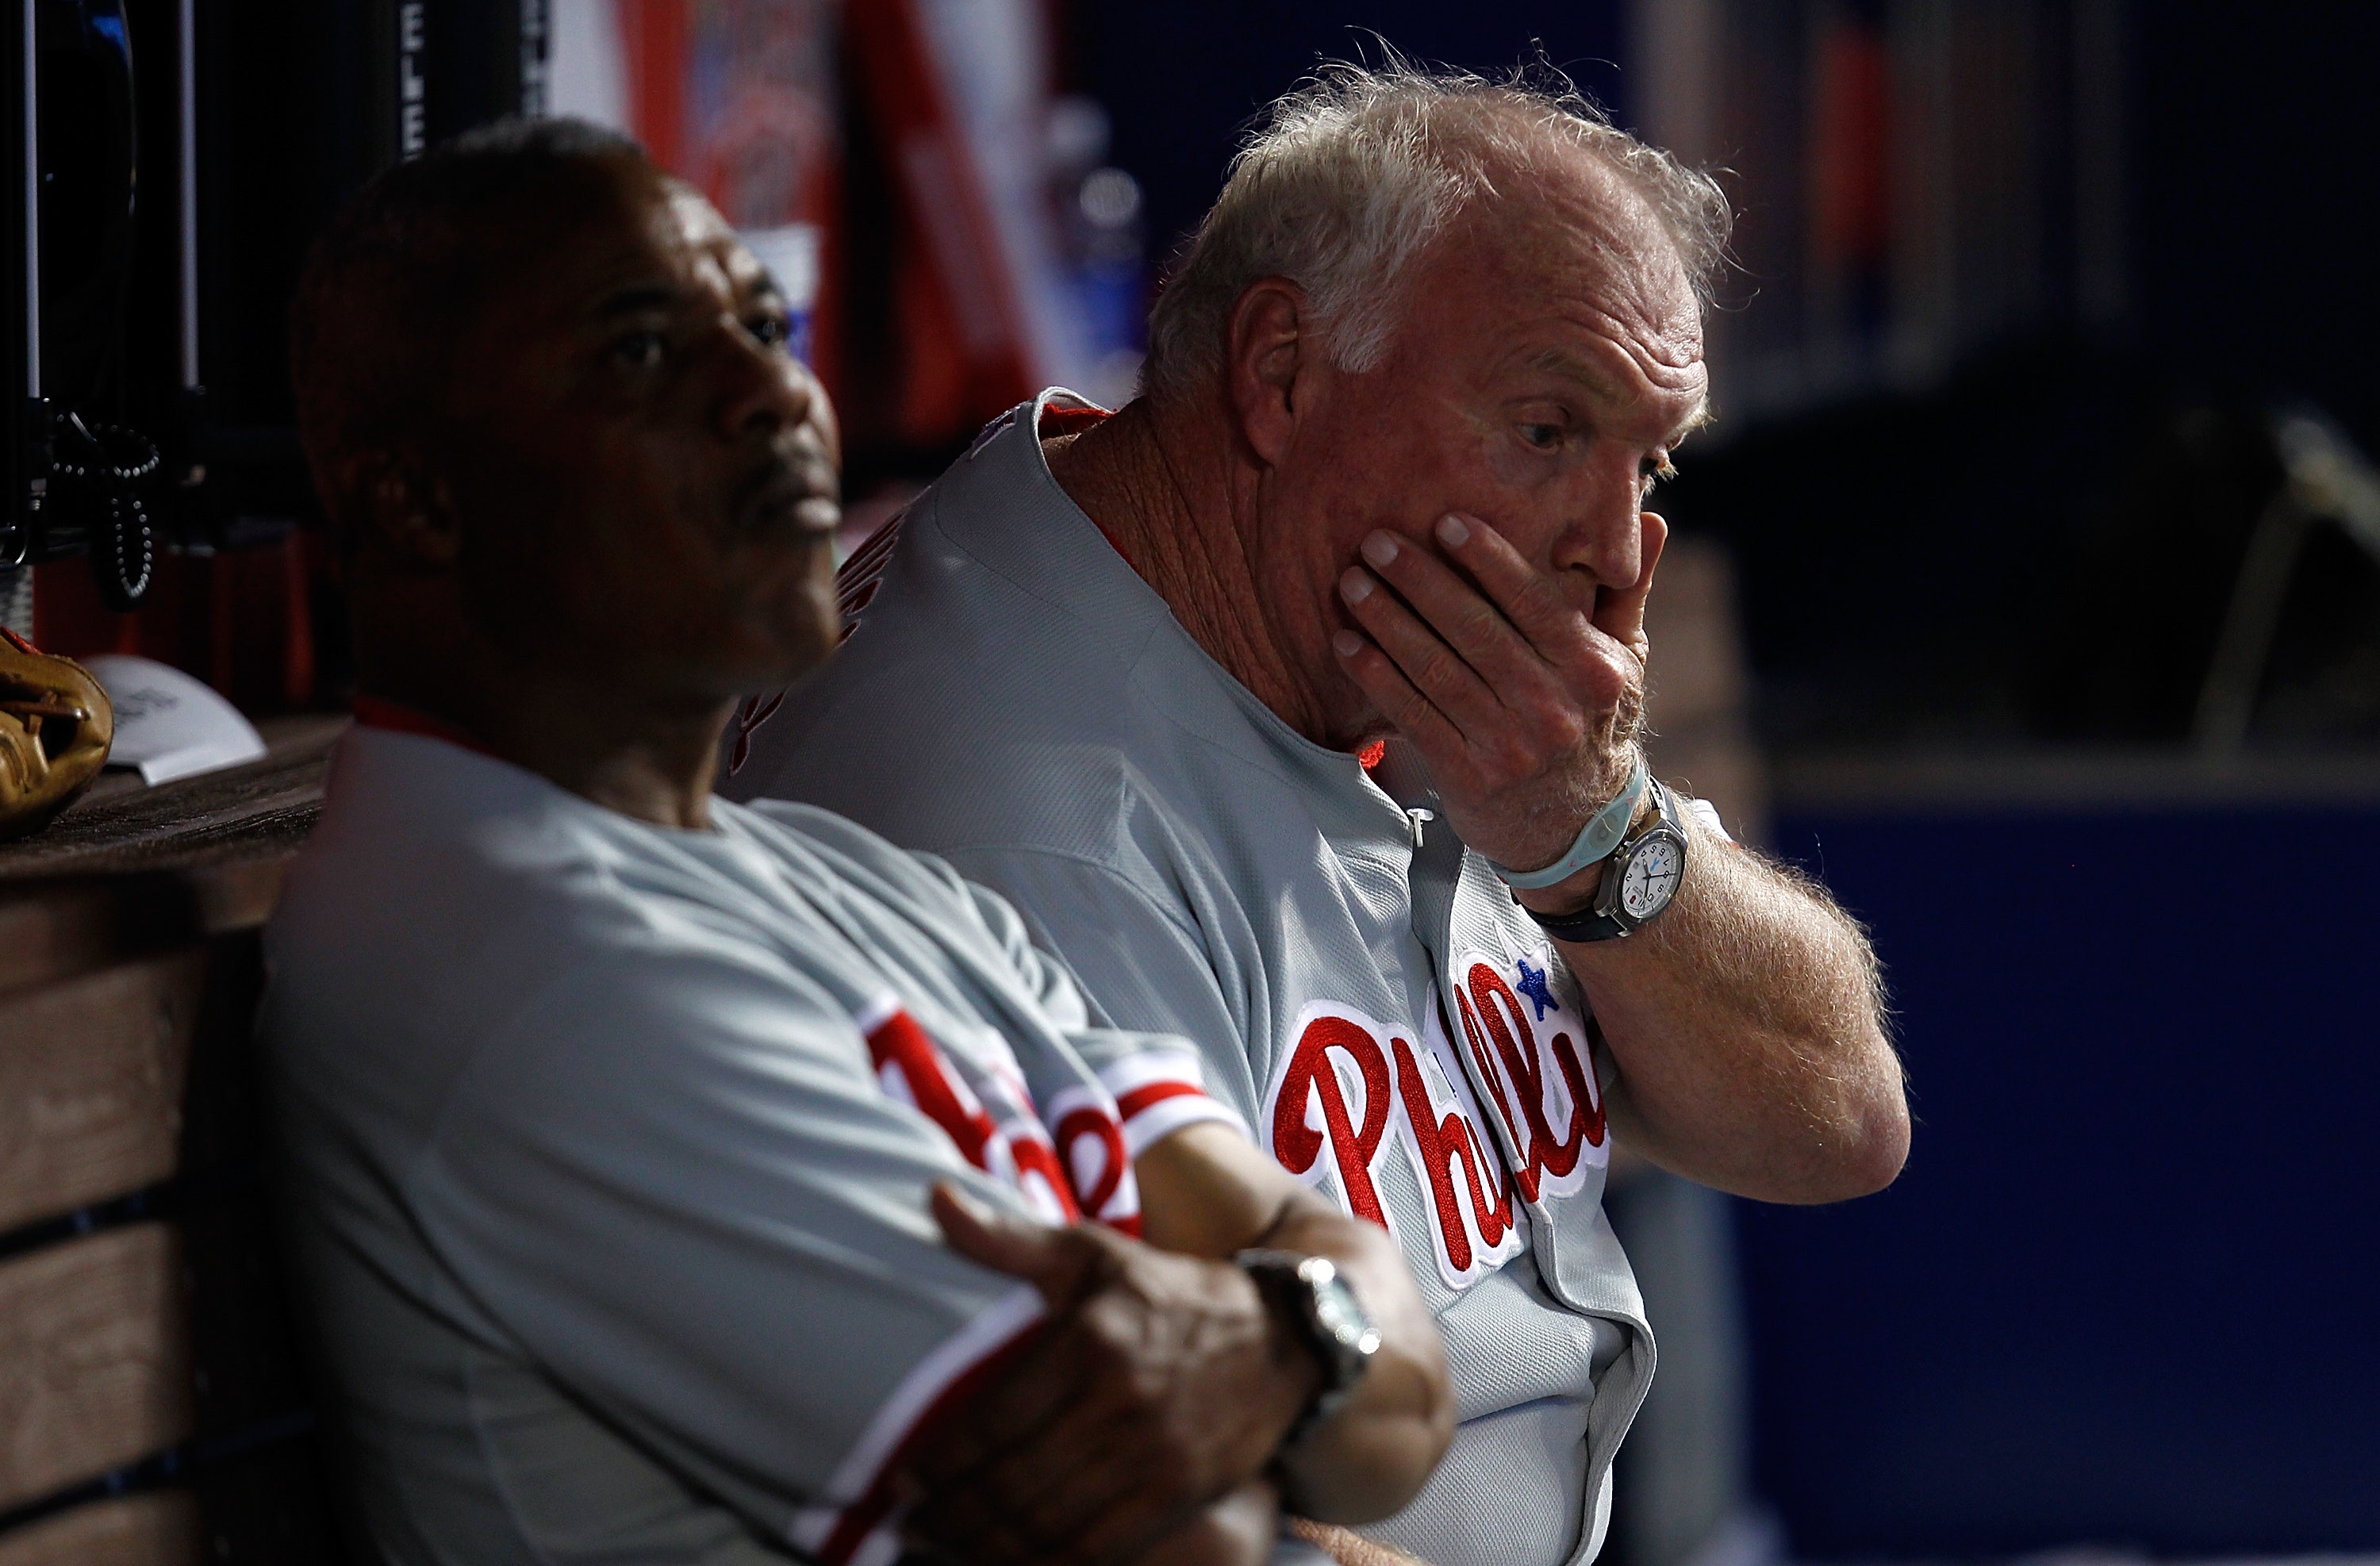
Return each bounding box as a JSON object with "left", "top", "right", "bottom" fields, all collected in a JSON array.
[
  {"left": 1518, "top": 777, "right": 1690, "bottom": 942},
  {"left": 1234, "top": 1250, "right": 1380, "bottom": 1448}
]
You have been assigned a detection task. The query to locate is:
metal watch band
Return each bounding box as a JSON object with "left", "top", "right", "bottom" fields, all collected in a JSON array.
[
  {"left": 1488, "top": 752, "right": 1649, "bottom": 890},
  {"left": 1234, "top": 1249, "right": 1376, "bottom": 1450}
]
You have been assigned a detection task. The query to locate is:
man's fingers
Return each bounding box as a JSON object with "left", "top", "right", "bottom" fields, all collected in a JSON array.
[
  {"left": 908, "top": 1210, "right": 1305, "bottom": 1566},
  {"left": 1422, "top": 513, "right": 1590, "bottom": 660},
  {"left": 1349, "top": 529, "right": 1553, "bottom": 690},
  {"left": 930, "top": 1183, "right": 1104, "bottom": 1307},
  {"left": 1337, "top": 563, "right": 1507, "bottom": 743},
  {"left": 1384, "top": 515, "right": 1642, "bottom": 723},
  {"left": 907, "top": 1391, "right": 1196, "bottom": 1566},
  {"left": 904, "top": 1326, "right": 1093, "bottom": 1486},
  {"left": 1330, "top": 626, "right": 1471, "bottom": 767},
  {"left": 900, "top": 1239, "right": 1120, "bottom": 1493},
  {"left": 909, "top": 1407, "right": 1182, "bottom": 1566}
]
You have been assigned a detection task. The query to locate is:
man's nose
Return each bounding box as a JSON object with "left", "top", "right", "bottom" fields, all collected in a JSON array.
[
  {"left": 1550, "top": 449, "right": 1648, "bottom": 590},
  {"left": 712, "top": 324, "right": 816, "bottom": 442}
]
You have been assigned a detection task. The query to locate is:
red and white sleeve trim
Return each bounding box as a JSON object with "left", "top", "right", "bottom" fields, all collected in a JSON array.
[
  {"left": 786, "top": 1283, "right": 1046, "bottom": 1566},
  {"left": 850, "top": 990, "right": 906, "bottom": 1038},
  {"left": 1096, "top": 1048, "right": 1249, "bottom": 1158}
]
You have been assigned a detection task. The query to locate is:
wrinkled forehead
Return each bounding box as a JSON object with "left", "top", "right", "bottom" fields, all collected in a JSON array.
[
  {"left": 1404, "top": 144, "right": 1706, "bottom": 427},
  {"left": 1481, "top": 147, "right": 1700, "bottom": 344}
]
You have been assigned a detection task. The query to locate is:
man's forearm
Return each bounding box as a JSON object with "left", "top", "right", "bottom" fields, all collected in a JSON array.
[
  {"left": 1251, "top": 1201, "right": 1453, "bottom": 1523},
  {"left": 1134, "top": 1125, "right": 1454, "bottom": 1524},
  {"left": 1288, "top": 1519, "right": 1433, "bottom": 1566},
  {"left": 1550, "top": 825, "right": 1909, "bottom": 1202}
]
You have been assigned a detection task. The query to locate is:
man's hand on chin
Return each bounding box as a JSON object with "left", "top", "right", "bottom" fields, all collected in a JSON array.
[
  {"left": 1329, "top": 508, "right": 1659, "bottom": 877},
  {"left": 1330, "top": 505, "right": 1907, "bottom": 1202}
]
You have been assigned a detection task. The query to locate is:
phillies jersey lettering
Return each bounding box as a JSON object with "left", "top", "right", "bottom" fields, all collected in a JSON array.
[
  {"left": 1267, "top": 1003, "right": 1400, "bottom": 1227},
  {"left": 1264, "top": 999, "right": 1529, "bottom": 1290},
  {"left": 1044, "top": 1081, "right": 1137, "bottom": 1234},
  {"left": 1391, "top": 1027, "right": 1522, "bottom": 1288},
  {"left": 1450, "top": 950, "right": 1608, "bottom": 1206},
  {"left": 858, "top": 992, "right": 1141, "bottom": 1234}
]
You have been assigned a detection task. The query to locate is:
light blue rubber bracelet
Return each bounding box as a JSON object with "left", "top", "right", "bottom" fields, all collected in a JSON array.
[{"left": 1489, "top": 754, "right": 1649, "bottom": 890}]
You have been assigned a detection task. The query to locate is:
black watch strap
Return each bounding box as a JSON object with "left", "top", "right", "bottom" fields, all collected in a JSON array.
[
  {"left": 1521, "top": 899, "right": 1630, "bottom": 943},
  {"left": 1517, "top": 778, "right": 1685, "bottom": 943}
]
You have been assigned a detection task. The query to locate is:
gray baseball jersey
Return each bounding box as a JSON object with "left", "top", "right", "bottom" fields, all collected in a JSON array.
[
  {"left": 262, "top": 722, "right": 1264, "bottom": 1566},
  {"left": 725, "top": 392, "right": 1657, "bottom": 1566}
]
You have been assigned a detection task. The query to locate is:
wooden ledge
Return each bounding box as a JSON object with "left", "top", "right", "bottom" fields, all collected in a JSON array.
[{"left": 0, "top": 717, "right": 346, "bottom": 995}]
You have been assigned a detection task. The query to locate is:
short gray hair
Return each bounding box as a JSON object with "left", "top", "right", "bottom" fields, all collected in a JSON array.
[{"left": 1142, "top": 59, "right": 1731, "bottom": 402}]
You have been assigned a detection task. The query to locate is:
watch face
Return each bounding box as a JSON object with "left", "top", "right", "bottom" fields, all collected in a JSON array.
[{"left": 1620, "top": 835, "right": 1683, "bottom": 920}]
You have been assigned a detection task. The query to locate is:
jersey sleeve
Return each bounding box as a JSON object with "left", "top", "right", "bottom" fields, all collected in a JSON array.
[
  {"left": 412, "top": 931, "right": 1044, "bottom": 1566},
  {"left": 1680, "top": 793, "right": 1737, "bottom": 845},
  {"left": 942, "top": 845, "right": 1262, "bottom": 1154},
  {"left": 731, "top": 800, "right": 1245, "bottom": 1169},
  {"left": 946, "top": 860, "right": 1251, "bottom": 1156}
]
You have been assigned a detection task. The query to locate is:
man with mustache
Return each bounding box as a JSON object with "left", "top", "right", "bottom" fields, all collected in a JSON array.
[
  {"left": 263, "top": 118, "right": 1453, "bottom": 1566},
  {"left": 727, "top": 63, "right": 1911, "bottom": 1566}
]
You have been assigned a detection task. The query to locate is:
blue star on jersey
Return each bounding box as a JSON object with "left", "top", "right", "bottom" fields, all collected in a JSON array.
[{"left": 1514, "top": 955, "right": 1558, "bottom": 1020}]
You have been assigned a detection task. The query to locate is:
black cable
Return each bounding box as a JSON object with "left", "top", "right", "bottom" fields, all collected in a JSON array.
[{"left": 51, "top": 409, "right": 161, "bottom": 611}]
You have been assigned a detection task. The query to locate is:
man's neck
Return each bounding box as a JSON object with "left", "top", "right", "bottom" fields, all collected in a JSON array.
[
  {"left": 1046, "top": 398, "right": 1339, "bottom": 743},
  {"left": 354, "top": 593, "right": 727, "bottom": 830}
]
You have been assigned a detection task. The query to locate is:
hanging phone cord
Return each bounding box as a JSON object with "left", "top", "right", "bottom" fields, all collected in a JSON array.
[{"left": 52, "top": 411, "right": 162, "bottom": 612}]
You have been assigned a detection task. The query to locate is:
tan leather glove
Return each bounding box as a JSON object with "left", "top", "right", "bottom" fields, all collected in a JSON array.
[{"left": 0, "top": 626, "right": 113, "bottom": 839}]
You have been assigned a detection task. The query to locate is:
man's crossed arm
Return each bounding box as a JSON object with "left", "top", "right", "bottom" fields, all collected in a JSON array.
[{"left": 895, "top": 1122, "right": 1454, "bottom": 1566}]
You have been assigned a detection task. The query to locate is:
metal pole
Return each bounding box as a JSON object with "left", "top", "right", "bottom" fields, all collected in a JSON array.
[
  {"left": 2192, "top": 495, "right": 2312, "bottom": 757},
  {"left": 20, "top": 0, "right": 36, "bottom": 397},
  {"left": 178, "top": 0, "right": 198, "bottom": 389}
]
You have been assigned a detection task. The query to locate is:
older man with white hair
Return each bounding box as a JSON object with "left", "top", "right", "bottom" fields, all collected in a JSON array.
[{"left": 729, "top": 63, "right": 1909, "bottom": 1566}]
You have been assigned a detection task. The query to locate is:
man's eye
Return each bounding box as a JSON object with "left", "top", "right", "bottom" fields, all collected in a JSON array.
[
  {"left": 611, "top": 331, "right": 666, "bottom": 370},
  {"left": 748, "top": 314, "right": 792, "bottom": 349},
  {"left": 1520, "top": 423, "right": 1564, "bottom": 451},
  {"left": 1640, "top": 452, "right": 1677, "bottom": 488}
]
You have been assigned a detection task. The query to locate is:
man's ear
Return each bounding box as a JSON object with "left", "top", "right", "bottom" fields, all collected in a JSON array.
[
  {"left": 352, "top": 451, "right": 463, "bottom": 571},
  {"left": 1225, "top": 278, "right": 1311, "bottom": 468}
]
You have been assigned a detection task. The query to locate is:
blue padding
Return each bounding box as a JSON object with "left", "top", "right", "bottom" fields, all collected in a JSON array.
[{"left": 1741, "top": 801, "right": 2380, "bottom": 1556}]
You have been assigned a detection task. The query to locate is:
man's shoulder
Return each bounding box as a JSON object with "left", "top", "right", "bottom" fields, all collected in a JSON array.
[
  {"left": 727, "top": 406, "right": 1173, "bottom": 810},
  {"left": 720, "top": 795, "right": 976, "bottom": 913},
  {"left": 270, "top": 735, "right": 811, "bottom": 1073},
  {"left": 733, "top": 524, "right": 1168, "bottom": 869},
  {"left": 275, "top": 731, "right": 581, "bottom": 953},
  {"left": 279, "top": 731, "right": 662, "bottom": 944},
  {"left": 832, "top": 408, "right": 1159, "bottom": 671}
]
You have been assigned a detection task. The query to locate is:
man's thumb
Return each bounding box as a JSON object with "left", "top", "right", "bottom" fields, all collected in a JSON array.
[{"left": 929, "top": 1182, "right": 1086, "bottom": 1303}]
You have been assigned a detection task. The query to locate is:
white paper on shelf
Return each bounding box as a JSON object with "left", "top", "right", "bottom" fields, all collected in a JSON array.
[{"left": 84, "top": 654, "right": 268, "bottom": 785}]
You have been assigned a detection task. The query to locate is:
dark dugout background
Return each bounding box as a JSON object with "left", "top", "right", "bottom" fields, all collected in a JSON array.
[{"left": 1079, "top": 1, "right": 2380, "bottom": 1556}]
